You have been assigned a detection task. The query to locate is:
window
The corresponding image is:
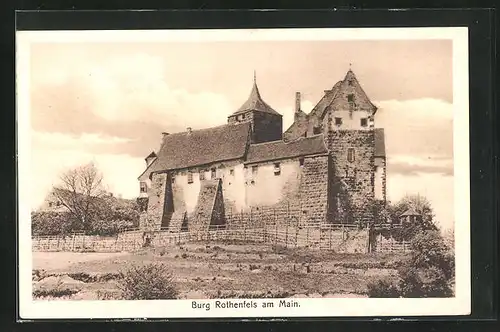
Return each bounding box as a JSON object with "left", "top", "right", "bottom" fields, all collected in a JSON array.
[
  {"left": 360, "top": 118, "right": 368, "bottom": 127},
  {"left": 140, "top": 182, "right": 147, "bottom": 193},
  {"left": 237, "top": 114, "right": 243, "bottom": 121},
  {"left": 335, "top": 117, "right": 343, "bottom": 126},
  {"left": 252, "top": 165, "right": 258, "bottom": 174},
  {"left": 348, "top": 79, "right": 354, "bottom": 86},
  {"left": 274, "top": 162, "right": 281, "bottom": 175},
  {"left": 313, "top": 126, "right": 321, "bottom": 135},
  {"left": 48, "top": 202, "right": 53, "bottom": 208},
  {"left": 299, "top": 158, "right": 305, "bottom": 167},
  {"left": 199, "top": 170, "right": 205, "bottom": 180},
  {"left": 211, "top": 168, "right": 217, "bottom": 179},
  {"left": 229, "top": 169, "right": 235, "bottom": 176},
  {"left": 347, "top": 94, "right": 354, "bottom": 102},
  {"left": 347, "top": 148, "right": 355, "bottom": 163},
  {"left": 187, "top": 172, "right": 193, "bottom": 184}
]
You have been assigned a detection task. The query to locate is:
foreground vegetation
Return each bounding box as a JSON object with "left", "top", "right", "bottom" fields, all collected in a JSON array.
[{"left": 33, "top": 242, "right": 408, "bottom": 300}]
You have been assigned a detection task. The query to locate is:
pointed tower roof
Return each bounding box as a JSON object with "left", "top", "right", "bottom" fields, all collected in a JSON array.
[{"left": 231, "top": 72, "right": 281, "bottom": 117}]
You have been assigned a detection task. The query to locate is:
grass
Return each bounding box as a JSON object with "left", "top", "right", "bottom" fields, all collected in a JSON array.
[{"left": 32, "top": 241, "right": 405, "bottom": 300}]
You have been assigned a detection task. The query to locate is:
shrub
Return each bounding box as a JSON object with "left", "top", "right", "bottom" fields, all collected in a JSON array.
[
  {"left": 368, "top": 230, "right": 454, "bottom": 298},
  {"left": 118, "top": 263, "right": 178, "bottom": 300},
  {"left": 31, "top": 211, "right": 74, "bottom": 236},
  {"left": 367, "top": 278, "right": 400, "bottom": 298},
  {"left": 33, "top": 288, "right": 79, "bottom": 298}
]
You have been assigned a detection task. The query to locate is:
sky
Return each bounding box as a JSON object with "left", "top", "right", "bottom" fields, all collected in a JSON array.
[{"left": 28, "top": 38, "right": 455, "bottom": 230}]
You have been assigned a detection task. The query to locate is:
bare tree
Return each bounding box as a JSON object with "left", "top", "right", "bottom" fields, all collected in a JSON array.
[{"left": 52, "top": 162, "right": 106, "bottom": 231}]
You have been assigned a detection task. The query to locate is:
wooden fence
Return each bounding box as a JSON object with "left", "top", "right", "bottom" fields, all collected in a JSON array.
[{"left": 32, "top": 223, "right": 371, "bottom": 253}]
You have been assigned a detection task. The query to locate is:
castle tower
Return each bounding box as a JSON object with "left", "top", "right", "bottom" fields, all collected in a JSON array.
[
  {"left": 227, "top": 72, "right": 283, "bottom": 143},
  {"left": 325, "top": 69, "right": 379, "bottom": 224}
]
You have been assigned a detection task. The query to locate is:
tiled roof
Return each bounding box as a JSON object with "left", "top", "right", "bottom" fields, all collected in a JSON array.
[
  {"left": 149, "top": 122, "right": 251, "bottom": 173},
  {"left": 308, "top": 81, "right": 342, "bottom": 120},
  {"left": 374, "top": 128, "right": 386, "bottom": 158},
  {"left": 231, "top": 79, "right": 281, "bottom": 116},
  {"left": 245, "top": 134, "right": 328, "bottom": 164}
]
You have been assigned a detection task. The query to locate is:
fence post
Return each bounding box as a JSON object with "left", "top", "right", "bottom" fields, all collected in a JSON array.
[
  {"left": 295, "top": 227, "right": 298, "bottom": 248},
  {"left": 285, "top": 221, "right": 289, "bottom": 248},
  {"left": 244, "top": 222, "right": 247, "bottom": 242},
  {"left": 72, "top": 233, "right": 76, "bottom": 251},
  {"left": 329, "top": 227, "right": 332, "bottom": 250},
  {"left": 275, "top": 222, "right": 278, "bottom": 245},
  {"left": 306, "top": 227, "right": 309, "bottom": 246}
]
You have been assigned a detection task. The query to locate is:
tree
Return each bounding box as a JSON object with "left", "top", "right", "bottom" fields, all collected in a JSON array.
[
  {"left": 368, "top": 229, "right": 455, "bottom": 298},
  {"left": 386, "top": 194, "right": 438, "bottom": 240},
  {"left": 52, "top": 162, "right": 107, "bottom": 232}
]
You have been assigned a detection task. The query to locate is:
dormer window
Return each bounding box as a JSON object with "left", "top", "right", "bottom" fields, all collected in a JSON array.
[
  {"left": 140, "top": 182, "right": 147, "bottom": 193},
  {"left": 348, "top": 79, "right": 354, "bottom": 86},
  {"left": 347, "top": 94, "right": 354, "bottom": 103},
  {"left": 335, "top": 117, "right": 343, "bottom": 126},
  {"left": 360, "top": 118, "right": 368, "bottom": 127}
]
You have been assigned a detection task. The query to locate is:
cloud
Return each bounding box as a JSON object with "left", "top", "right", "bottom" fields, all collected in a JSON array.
[
  {"left": 31, "top": 52, "right": 235, "bottom": 143},
  {"left": 387, "top": 173, "right": 454, "bottom": 231},
  {"left": 388, "top": 154, "right": 454, "bottom": 176},
  {"left": 374, "top": 98, "right": 453, "bottom": 159},
  {"left": 32, "top": 132, "right": 134, "bottom": 151}
]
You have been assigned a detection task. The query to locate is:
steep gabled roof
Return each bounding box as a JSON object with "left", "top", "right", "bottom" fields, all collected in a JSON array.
[
  {"left": 245, "top": 134, "right": 328, "bottom": 164},
  {"left": 148, "top": 122, "right": 251, "bottom": 173},
  {"left": 231, "top": 75, "right": 281, "bottom": 117},
  {"left": 330, "top": 69, "right": 378, "bottom": 113},
  {"left": 374, "top": 128, "right": 386, "bottom": 158},
  {"left": 308, "top": 81, "right": 342, "bottom": 121}
]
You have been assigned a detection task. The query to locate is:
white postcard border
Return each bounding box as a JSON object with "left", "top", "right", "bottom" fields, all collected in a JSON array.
[{"left": 17, "top": 27, "right": 470, "bottom": 319}]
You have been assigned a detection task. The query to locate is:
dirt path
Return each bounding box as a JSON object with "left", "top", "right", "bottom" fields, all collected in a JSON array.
[{"left": 33, "top": 252, "right": 127, "bottom": 271}]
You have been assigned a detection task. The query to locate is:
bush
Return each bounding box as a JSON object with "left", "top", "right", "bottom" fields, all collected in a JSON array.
[
  {"left": 118, "top": 263, "right": 178, "bottom": 300},
  {"left": 31, "top": 211, "right": 74, "bottom": 236},
  {"left": 368, "top": 230, "right": 454, "bottom": 298},
  {"left": 90, "top": 219, "right": 136, "bottom": 236},
  {"left": 367, "top": 278, "right": 400, "bottom": 298}
]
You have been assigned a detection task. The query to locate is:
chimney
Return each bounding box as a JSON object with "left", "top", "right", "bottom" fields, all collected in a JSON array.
[
  {"left": 187, "top": 127, "right": 192, "bottom": 134},
  {"left": 295, "top": 92, "right": 301, "bottom": 113}
]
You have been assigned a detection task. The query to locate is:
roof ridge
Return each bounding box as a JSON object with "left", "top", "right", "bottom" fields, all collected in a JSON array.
[
  {"left": 164, "top": 122, "right": 249, "bottom": 137},
  {"left": 249, "top": 139, "right": 283, "bottom": 147}
]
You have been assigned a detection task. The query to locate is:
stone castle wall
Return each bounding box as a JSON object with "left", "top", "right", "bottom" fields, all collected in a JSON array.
[{"left": 327, "top": 130, "right": 375, "bottom": 223}]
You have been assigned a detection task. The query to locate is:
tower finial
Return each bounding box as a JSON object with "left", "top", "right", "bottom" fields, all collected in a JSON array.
[{"left": 253, "top": 70, "right": 256, "bottom": 84}]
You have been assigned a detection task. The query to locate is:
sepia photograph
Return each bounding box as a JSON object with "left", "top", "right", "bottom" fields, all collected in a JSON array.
[{"left": 17, "top": 27, "right": 470, "bottom": 318}]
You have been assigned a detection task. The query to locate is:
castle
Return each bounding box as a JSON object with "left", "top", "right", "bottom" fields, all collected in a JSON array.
[{"left": 137, "top": 69, "right": 386, "bottom": 232}]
